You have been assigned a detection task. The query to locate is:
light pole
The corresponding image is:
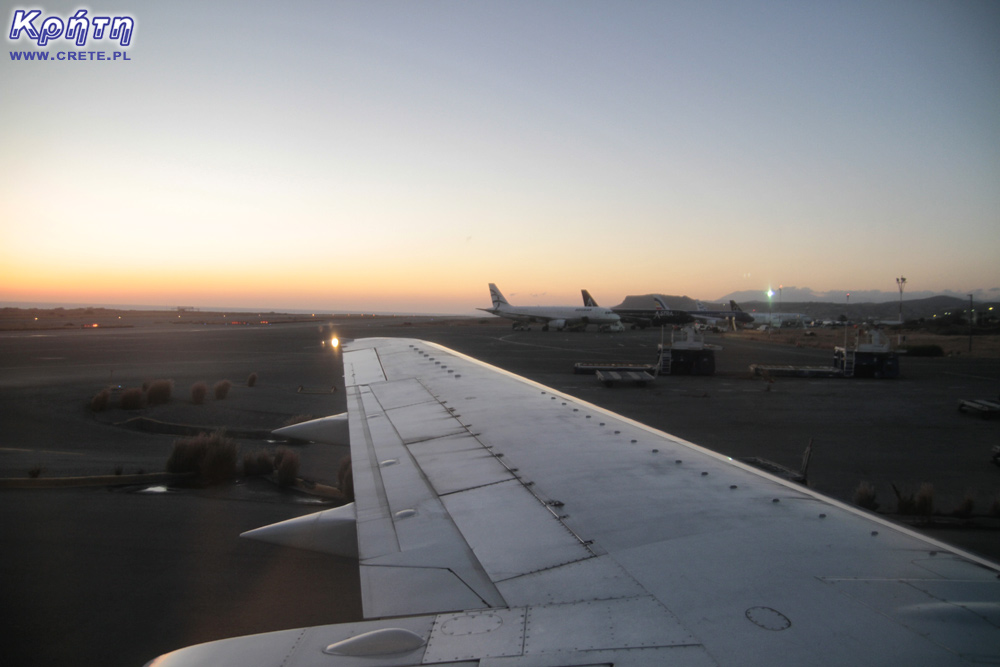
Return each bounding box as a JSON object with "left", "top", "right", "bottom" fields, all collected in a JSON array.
[
  {"left": 844, "top": 292, "right": 850, "bottom": 351},
  {"left": 896, "top": 276, "right": 906, "bottom": 323},
  {"left": 969, "top": 294, "right": 974, "bottom": 353},
  {"left": 778, "top": 285, "right": 783, "bottom": 327},
  {"left": 767, "top": 288, "right": 774, "bottom": 333}
]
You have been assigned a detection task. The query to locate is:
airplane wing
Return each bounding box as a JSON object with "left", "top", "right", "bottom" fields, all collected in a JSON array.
[{"left": 149, "top": 337, "right": 1000, "bottom": 666}]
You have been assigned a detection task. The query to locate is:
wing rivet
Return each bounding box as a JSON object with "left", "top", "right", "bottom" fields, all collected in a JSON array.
[
  {"left": 631, "top": 439, "right": 637, "bottom": 443},
  {"left": 772, "top": 498, "right": 780, "bottom": 503},
  {"left": 819, "top": 513, "right": 826, "bottom": 518},
  {"left": 652, "top": 449, "right": 659, "bottom": 453},
  {"left": 871, "top": 531, "right": 878, "bottom": 536},
  {"left": 701, "top": 472, "right": 709, "bottom": 476},
  {"left": 730, "top": 485, "right": 738, "bottom": 489},
  {"left": 675, "top": 460, "right": 682, "bottom": 464}
]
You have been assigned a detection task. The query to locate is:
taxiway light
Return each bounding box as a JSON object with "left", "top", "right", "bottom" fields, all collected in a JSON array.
[{"left": 330, "top": 337, "right": 340, "bottom": 349}]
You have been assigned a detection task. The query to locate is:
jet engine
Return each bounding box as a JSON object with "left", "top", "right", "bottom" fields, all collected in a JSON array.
[{"left": 547, "top": 319, "right": 566, "bottom": 331}]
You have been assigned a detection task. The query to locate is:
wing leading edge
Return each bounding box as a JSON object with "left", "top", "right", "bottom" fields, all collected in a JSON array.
[{"left": 149, "top": 337, "right": 1000, "bottom": 667}]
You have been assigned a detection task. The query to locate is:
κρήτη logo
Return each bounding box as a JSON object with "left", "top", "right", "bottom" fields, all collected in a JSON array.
[{"left": 8, "top": 8, "right": 135, "bottom": 47}]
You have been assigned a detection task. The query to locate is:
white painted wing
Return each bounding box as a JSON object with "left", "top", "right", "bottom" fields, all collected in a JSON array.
[{"left": 150, "top": 337, "right": 1000, "bottom": 667}]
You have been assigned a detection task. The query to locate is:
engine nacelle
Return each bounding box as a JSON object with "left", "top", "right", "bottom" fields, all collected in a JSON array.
[{"left": 548, "top": 319, "right": 566, "bottom": 331}]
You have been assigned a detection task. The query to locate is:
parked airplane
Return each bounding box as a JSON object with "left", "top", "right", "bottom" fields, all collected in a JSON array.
[
  {"left": 692, "top": 299, "right": 755, "bottom": 328},
  {"left": 479, "top": 283, "right": 623, "bottom": 331},
  {"left": 582, "top": 290, "right": 694, "bottom": 328},
  {"left": 149, "top": 336, "right": 1000, "bottom": 666}
]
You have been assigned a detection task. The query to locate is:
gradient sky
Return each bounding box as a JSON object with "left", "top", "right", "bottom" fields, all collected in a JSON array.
[{"left": 2, "top": 0, "right": 998, "bottom": 313}]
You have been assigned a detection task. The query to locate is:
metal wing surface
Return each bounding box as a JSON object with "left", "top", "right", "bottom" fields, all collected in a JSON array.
[{"left": 150, "top": 337, "right": 1000, "bottom": 667}]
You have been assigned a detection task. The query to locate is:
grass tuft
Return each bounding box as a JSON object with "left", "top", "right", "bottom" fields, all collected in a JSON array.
[
  {"left": 853, "top": 481, "right": 878, "bottom": 511},
  {"left": 120, "top": 387, "right": 144, "bottom": 410},
  {"left": 166, "top": 431, "right": 238, "bottom": 485},
  {"left": 892, "top": 484, "right": 916, "bottom": 515},
  {"left": 275, "top": 447, "right": 300, "bottom": 486},
  {"left": 190, "top": 382, "right": 208, "bottom": 405},
  {"left": 28, "top": 465, "right": 42, "bottom": 478},
  {"left": 146, "top": 379, "right": 174, "bottom": 406},
  {"left": 214, "top": 379, "right": 232, "bottom": 400},
  {"left": 952, "top": 493, "right": 975, "bottom": 519},
  {"left": 242, "top": 449, "right": 275, "bottom": 476},
  {"left": 247, "top": 372, "right": 257, "bottom": 387},
  {"left": 90, "top": 389, "right": 111, "bottom": 412},
  {"left": 915, "top": 483, "right": 934, "bottom": 517}
]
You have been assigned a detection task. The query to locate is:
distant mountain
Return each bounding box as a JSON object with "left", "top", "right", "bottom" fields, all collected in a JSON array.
[
  {"left": 615, "top": 294, "right": 988, "bottom": 323},
  {"left": 717, "top": 287, "right": 999, "bottom": 304}
]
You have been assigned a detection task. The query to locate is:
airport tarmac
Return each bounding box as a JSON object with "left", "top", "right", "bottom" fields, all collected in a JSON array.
[{"left": 1, "top": 317, "right": 998, "bottom": 666}]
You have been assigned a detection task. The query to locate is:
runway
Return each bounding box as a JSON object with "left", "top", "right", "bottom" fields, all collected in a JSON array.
[{"left": 1, "top": 318, "right": 997, "bottom": 666}]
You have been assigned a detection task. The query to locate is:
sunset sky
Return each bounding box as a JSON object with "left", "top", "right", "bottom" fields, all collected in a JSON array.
[{"left": 2, "top": 1, "right": 998, "bottom": 314}]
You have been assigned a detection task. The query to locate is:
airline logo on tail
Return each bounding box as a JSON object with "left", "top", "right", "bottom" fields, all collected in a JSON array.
[{"left": 488, "top": 283, "right": 509, "bottom": 310}]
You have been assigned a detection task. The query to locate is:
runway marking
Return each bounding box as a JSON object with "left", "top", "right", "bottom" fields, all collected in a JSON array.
[{"left": 0, "top": 447, "right": 84, "bottom": 456}]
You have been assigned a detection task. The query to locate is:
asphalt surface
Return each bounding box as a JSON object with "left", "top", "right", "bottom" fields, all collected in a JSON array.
[{"left": 1, "top": 318, "right": 998, "bottom": 666}]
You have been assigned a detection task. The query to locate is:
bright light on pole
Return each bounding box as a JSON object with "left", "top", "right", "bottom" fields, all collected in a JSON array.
[{"left": 767, "top": 288, "right": 774, "bottom": 331}]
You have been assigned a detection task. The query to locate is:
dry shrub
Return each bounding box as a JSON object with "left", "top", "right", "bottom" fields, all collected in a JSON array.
[
  {"left": 90, "top": 389, "right": 111, "bottom": 412},
  {"left": 892, "top": 484, "right": 916, "bottom": 515},
  {"left": 275, "top": 447, "right": 300, "bottom": 486},
  {"left": 120, "top": 387, "right": 144, "bottom": 410},
  {"left": 247, "top": 372, "right": 257, "bottom": 387},
  {"left": 243, "top": 449, "right": 274, "bottom": 477},
  {"left": 214, "top": 379, "right": 232, "bottom": 400},
  {"left": 853, "top": 481, "right": 878, "bottom": 511},
  {"left": 166, "top": 431, "right": 238, "bottom": 485},
  {"left": 146, "top": 379, "right": 174, "bottom": 406},
  {"left": 190, "top": 382, "right": 208, "bottom": 405}
]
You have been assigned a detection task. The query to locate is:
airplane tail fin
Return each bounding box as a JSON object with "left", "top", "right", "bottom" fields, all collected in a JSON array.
[
  {"left": 730, "top": 300, "right": 743, "bottom": 312},
  {"left": 653, "top": 296, "right": 669, "bottom": 312},
  {"left": 582, "top": 289, "right": 598, "bottom": 307},
  {"left": 488, "top": 283, "right": 509, "bottom": 310},
  {"left": 696, "top": 301, "right": 708, "bottom": 311}
]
